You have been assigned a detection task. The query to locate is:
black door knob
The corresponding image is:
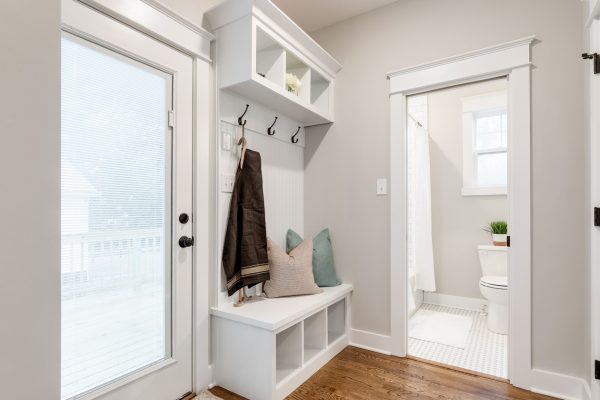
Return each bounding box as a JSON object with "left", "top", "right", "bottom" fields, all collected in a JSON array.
[{"left": 179, "top": 236, "right": 194, "bottom": 248}]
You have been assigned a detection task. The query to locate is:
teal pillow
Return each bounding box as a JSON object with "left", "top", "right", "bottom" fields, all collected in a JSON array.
[{"left": 286, "top": 228, "right": 341, "bottom": 287}]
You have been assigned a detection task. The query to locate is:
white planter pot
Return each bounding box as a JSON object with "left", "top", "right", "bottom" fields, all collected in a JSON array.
[{"left": 492, "top": 234, "right": 508, "bottom": 246}]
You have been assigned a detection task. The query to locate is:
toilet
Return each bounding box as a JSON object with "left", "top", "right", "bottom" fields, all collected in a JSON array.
[{"left": 478, "top": 245, "right": 508, "bottom": 335}]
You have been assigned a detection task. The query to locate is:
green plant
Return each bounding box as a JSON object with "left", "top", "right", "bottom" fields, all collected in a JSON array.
[{"left": 483, "top": 220, "right": 507, "bottom": 235}]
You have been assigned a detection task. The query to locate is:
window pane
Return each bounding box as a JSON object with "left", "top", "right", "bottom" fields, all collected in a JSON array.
[
  {"left": 61, "top": 35, "right": 171, "bottom": 399},
  {"left": 477, "top": 152, "right": 507, "bottom": 187},
  {"left": 474, "top": 110, "right": 507, "bottom": 150}
]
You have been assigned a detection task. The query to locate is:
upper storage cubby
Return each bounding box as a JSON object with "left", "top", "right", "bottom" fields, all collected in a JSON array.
[{"left": 206, "top": 0, "right": 342, "bottom": 126}]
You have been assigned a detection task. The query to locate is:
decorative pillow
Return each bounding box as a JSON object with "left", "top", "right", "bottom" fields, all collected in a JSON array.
[
  {"left": 287, "top": 229, "right": 341, "bottom": 287},
  {"left": 264, "top": 237, "right": 321, "bottom": 298}
]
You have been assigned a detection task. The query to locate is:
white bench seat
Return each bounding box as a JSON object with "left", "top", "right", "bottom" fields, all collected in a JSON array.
[
  {"left": 210, "top": 284, "right": 353, "bottom": 400},
  {"left": 210, "top": 284, "right": 353, "bottom": 331}
]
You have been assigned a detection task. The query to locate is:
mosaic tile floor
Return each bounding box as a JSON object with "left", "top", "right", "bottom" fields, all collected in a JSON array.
[{"left": 408, "top": 303, "right": 508, "bottom": 379}]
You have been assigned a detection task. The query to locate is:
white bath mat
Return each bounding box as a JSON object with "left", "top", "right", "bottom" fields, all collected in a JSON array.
[{"left": 408, "top": 308, "right": 473, "bottom": 348}]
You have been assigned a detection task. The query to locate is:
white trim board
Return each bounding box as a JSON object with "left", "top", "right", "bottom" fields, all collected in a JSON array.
[
  {"left": 423, "top": 293, "right": 487, "bottom": 312},
  {"left": 531, "top": 369, "right": 592, "bottom": 400},
  {"left": 388, "top": 36, "right": 533, "bottom": 391},
  {"left": 74, "top": 0, "right": 214, "bottom": 61},
  {"left": 588, "top": 18, "right": 600, "bottom": 400},
  {"left": 349, "top": 329, "right": 392, "bottom": 355}
]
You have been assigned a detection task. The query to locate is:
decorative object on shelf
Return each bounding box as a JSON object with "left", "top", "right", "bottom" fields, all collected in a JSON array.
[
  {"left": 267, "top": 116, "right": 278, "bottom": 136},
  {"left": 237, "top": 103, "right": 249, "bottom": 126},
  {"left": 222, "top": 147, "right": 269, "bottom": 304},
  {"left": 287, "top": 228, "right": 341, "bottom": 287},
  {"left": 291, "top": 126, "right": 301, "bottom": 144},
  {"left": 483, "top": 220, "right": 508, "bottom": 246},
  {"left": 286, "top": 72, "right": 302, "bottom": 95},
  {"left": 264, "top": 237, "right": 321, "bottom": 298}
]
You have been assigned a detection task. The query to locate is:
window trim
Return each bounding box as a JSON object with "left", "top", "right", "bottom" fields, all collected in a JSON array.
[{"left": 461, "top": 90, "right": 508, "bottom": 196}]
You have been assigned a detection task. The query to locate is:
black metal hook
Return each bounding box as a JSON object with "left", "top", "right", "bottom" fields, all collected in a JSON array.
[
  {"left": 291, "top": 126, "right": 301, "bottom": 144},
  {"left": 238, "top": 104, "right": 249, "bottom": 126},
  {"left": 267, "top": 116, "right": 278, "bottom": 136}
]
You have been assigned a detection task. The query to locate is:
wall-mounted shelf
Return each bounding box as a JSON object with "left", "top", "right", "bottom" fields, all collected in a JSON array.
[
  {"left": 211, "top": 284, "right": 352, "bottom": 400},
  {"left": 206, "top": 0, "right": 342, "bottom": 126}
]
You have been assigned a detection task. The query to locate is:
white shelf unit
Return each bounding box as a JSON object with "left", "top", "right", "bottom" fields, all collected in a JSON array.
[
  {"left": 206, "top": 0, "right": 342, "bottom": 126},
  {"left": 211, "top": 284, "right": 353, "bottom": 400}
]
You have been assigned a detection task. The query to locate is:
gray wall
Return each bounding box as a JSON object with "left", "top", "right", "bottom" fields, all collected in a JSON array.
[
  {"left": 0, "top": 1, "right": 61, "bottom": 399},
  {"left": 426, "top": 80, "right": 508, "bottom": 299},
  {"left": 306, "top": 0, "right": 587, "bottom": 378}
]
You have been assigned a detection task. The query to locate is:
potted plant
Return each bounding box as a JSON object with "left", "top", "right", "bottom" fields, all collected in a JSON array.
[{"left": 484, "top": 221, "right": 508, "bottom": 246}]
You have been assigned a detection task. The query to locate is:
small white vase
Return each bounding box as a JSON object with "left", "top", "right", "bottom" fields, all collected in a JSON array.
[{"left": 492, "top": 234, "right": 508, "bottom": 246}]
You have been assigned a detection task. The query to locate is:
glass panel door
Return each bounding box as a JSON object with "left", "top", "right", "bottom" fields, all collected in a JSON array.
[{"left": 61, "top": 34, "right": 175, "bottom": 399}]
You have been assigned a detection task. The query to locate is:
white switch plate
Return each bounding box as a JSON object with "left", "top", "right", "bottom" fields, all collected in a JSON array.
[
  {"left": 221, "top": 122, "right": 233, "bottom": 151},
  {"left": 221, "top": 173, "right": 235, "bottom": 193},
  {"left": 376, "top": 178, "right": 388, "bottom": 195}
]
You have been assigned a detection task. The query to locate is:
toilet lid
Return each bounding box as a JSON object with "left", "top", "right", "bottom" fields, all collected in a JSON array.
[{"left": 480, "top": 275, "right": 508, "bottom": 289}]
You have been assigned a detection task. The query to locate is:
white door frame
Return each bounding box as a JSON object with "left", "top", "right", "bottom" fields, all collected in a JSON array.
[
  {"left": 388, "top": 36, "right": 534, "bottom": 390},
  {"left": 588, "top": 12, "right": 600, "bottom": 400},
  {"left": 61, "top": 0, "right": 214, "bottom": 396}
]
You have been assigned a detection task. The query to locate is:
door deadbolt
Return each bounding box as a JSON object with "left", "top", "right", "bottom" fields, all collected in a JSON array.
[{"left": 179, "top": 213, "right": 190, "bottom": 224}]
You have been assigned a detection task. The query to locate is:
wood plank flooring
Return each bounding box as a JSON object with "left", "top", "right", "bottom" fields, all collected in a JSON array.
[{"left": 209, "top": 346, "right": 556, "bottom": 400}]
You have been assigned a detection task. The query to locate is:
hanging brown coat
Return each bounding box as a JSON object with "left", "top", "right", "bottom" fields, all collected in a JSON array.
[{"left": 222, "top": 149, "right": 269, "bottom": 296}]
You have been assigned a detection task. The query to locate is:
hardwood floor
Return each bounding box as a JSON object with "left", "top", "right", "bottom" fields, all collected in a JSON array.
[{"left": 209, "top": 346, "right": 556, "bottom": 400}]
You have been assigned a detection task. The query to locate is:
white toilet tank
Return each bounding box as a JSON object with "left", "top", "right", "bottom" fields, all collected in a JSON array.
[{"left": 478, "top": 245, "right": 507, "bottom": 277}]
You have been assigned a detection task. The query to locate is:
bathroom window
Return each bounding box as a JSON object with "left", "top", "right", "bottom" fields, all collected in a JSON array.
[{"left": 461, "top": 91, "right": 508, "bottom": 196}]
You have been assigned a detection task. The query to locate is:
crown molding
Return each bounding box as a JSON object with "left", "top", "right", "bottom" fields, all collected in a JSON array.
[{"left": 387, "top": 35, "right": 535, "bottom": 79}]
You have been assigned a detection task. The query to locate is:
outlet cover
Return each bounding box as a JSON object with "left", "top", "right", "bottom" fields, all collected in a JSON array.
[
  {"left": 377, "top": 178, "right": 388, "bottom": 195},
  {"left": 221, "top": 173, "right": 235, "bottom": 193}
]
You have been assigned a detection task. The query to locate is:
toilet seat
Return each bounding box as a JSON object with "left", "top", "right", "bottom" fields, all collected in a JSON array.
[{"left": 480, "top": 275, "right": 508, "bottom": 290}]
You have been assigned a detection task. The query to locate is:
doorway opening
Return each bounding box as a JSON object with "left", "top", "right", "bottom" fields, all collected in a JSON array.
[{"left": 405, "top": 78, "right": 509, "bottom": 380}]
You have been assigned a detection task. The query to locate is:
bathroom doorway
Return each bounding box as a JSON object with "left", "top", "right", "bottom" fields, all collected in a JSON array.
[
  {"left": 405, "top": 78, "right": 509, "bottom": 379},
  {"left": 388, "top": 37, "right": 533, "bottom": 388}
]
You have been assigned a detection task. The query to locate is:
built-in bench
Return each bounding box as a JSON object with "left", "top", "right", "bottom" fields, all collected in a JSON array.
[{"left": 210, "top": 284, "right": 353, "bottom": 400}]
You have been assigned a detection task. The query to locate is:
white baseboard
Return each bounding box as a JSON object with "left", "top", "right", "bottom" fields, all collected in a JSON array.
[
  {"left": 349, "top": 328, "right": 392, "bottom": 355},
  {"left": 531, "top": 369, "right": 591, "bottom": 400},
  {"left": 423, "top": 292, "right": 487, "bottom": 311}
]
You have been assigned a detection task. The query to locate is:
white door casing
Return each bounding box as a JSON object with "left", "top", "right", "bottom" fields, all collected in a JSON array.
[
  {"left": 388, "top": 36, "right": 533, "bottom": 390},
  {"left": 589, "top": 15, "right": 600, "bottom": 400}
]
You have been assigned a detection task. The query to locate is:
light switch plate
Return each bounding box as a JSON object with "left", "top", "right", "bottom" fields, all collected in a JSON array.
[
  {"left": 221, "top": 173, "right": 235, "bottom": 193},
  {"left": 221, "top": 124, "right": 232, "bottom": 151},
  {"left": 376, "top": 178, "right": 388, "bottom": 195}
]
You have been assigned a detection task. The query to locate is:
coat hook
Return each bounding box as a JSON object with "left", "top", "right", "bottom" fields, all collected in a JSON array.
[
  {"left": 267, "top": 116, "right": 278, "bottom": 136},
  {"left": 291, "top": 126, "right": 301, "bottom": 144},
  {"left": 238, "top": 104, "right": 249, "bottom": 126}
]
